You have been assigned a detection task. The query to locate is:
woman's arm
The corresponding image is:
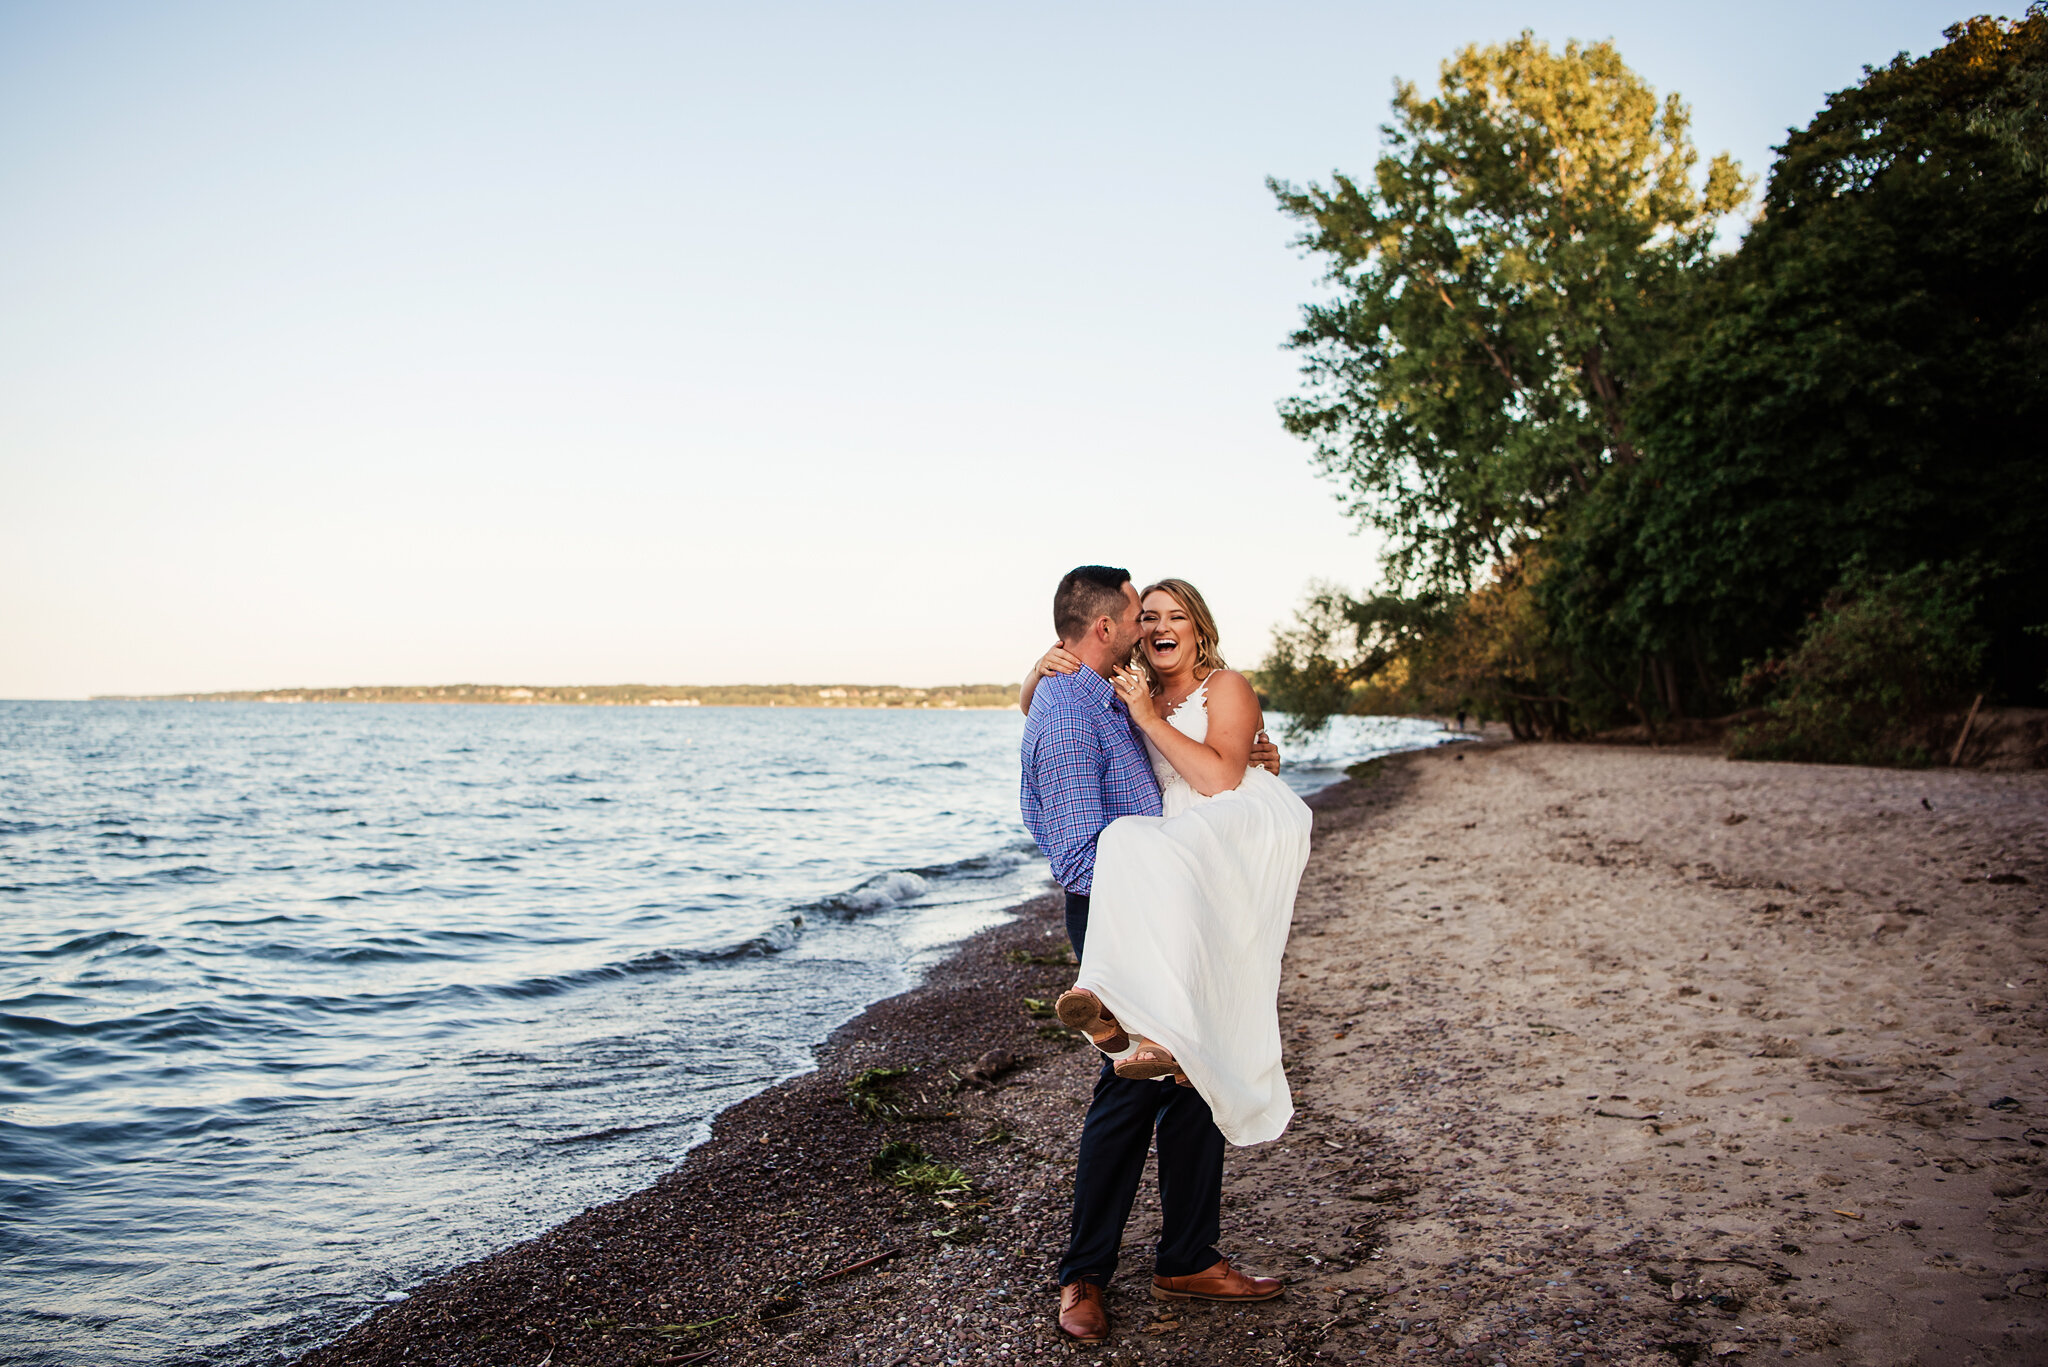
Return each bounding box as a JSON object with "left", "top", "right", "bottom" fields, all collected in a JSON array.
[
  {"left": 1114, "top": 669, "right": 1262, "bottom": 796},
  {"left": 1019, "top": 643, "right": 1082, "bottom": 714}
]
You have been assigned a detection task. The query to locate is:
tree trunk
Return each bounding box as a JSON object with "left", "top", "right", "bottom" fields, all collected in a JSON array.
[
  {"left": 1687, "top": 625, "right": 1716, "bottom": 699},
  {"left": 1632, "top": 655, "right": 1658, "bottom": 742},
  {"left": 1659, "top": 656, "right": 1686, "bottom": 720}
]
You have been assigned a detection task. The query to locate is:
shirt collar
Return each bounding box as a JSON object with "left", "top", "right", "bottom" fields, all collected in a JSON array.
[{"left": 1065, "top": 665, "right": 1121, "bottom": 712}]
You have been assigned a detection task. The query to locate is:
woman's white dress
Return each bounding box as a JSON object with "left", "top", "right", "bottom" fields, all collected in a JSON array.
[{"left": 1077, "top": 677, "right": 1314, "bottom": 1145}]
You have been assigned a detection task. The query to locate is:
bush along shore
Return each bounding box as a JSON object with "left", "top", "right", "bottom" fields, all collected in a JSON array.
[
  {"left": 93, "top": 682, "right": 1021, "bottom": 709},
  {"left": 299, "top": 743, "right": 2047, "bottom": 1366}
]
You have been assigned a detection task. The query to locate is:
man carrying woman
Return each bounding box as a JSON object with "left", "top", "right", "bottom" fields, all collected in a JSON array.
[{"left": 1019, "top": 564, "right": 1311, "bottom": 1345}]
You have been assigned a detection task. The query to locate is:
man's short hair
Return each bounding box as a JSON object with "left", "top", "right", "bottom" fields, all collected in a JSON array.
[{"left": 1053, "top": 565, "right": 1132, "bottom": 642}]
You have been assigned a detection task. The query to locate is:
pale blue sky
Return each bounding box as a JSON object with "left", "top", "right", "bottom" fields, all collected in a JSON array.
[{"left": 0, "top": 1, "right": 1967, "bottom": 696}]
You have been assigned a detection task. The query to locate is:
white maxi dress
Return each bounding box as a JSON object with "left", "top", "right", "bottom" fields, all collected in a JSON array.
[{"left": 1077, "top": 678, "right": 1314, "bottom": 1145}]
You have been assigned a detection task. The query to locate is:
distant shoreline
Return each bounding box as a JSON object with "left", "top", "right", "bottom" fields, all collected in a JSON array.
[{"left": 87, "top": 682, "right": 1021, "bottom": 711}]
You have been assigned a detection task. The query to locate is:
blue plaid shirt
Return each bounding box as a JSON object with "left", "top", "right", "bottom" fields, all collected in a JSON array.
[{"left": 1019, "top": 667, "right": 1162, "bottom": 894}]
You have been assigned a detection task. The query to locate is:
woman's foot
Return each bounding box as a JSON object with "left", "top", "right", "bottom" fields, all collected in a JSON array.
[
  {"left": 1055, "top": 988, "right": 1130, "bottom": 1054},
  {"left": 1113, "top": 1040, "right": 1182, "bottom": 1081}
]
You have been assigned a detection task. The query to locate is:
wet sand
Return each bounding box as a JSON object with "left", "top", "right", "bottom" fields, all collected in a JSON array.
[{"left": 299, "top": 743, "right": 2047, "bottom": 1367}]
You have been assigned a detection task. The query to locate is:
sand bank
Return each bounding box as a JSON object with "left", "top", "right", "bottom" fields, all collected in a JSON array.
[{"left": 300, "top": 743, "right": 2046, "bottom": 1367}]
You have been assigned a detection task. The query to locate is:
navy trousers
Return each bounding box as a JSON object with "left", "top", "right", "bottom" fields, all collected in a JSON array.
[{"left": 1057, "top": 891, "right": 1225, "bottom": 1288}]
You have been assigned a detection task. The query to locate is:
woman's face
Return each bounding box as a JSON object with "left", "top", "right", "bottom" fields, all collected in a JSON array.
[{"left": 1140, "top": 590, "right": 1198, "bottom": 677}]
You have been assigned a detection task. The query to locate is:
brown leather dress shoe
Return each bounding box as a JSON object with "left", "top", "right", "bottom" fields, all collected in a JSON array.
[
  {"left": 1151, "top": 1258, "right": 1284, "bottom": 1302},
  {"left": 1054, "top": 988, "right": 1129, "bottom": 1054},
  {"left": 1058, "top": 1280, "right": 1109, "bottom": 1343}
]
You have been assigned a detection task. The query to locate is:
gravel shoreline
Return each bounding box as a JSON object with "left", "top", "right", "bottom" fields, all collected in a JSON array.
[{"left": 298, "top": 743, "right": 2048, "bottom": 1367}]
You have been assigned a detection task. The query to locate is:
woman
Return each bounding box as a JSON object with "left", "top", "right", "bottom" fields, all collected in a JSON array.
[{"left": 1019, "top": 578, "right": 1312, "bottom": 1146}]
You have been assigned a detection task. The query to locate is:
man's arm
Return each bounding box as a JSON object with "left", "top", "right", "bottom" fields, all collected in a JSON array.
[{"left": 1027, "top": 709, "right": 1107, "bottom": 892}]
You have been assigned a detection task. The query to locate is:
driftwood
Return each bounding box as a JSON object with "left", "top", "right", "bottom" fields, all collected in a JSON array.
[
  {"left": 812, "top": 1246, "right": 903, "bottom": 1284},
  {"left": 1950, "top": 693, "right": 1985, "bottom": 766},
  {"left": 953, "top": 1048, "right": 1021, "bottom": 1092}
]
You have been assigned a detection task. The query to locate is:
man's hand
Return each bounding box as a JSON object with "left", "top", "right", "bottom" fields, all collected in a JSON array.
[{"left": 1250, "top": 730, "right": 1281, "bottom": 775}]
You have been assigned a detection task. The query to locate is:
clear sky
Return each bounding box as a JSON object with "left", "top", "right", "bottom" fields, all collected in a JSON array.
[{"left": 0, "top": 1, "right": 1970, "bottom": 697}]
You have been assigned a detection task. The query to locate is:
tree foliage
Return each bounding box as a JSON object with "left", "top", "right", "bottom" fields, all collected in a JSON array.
[
  {"left": 1575, "top": 8, "right": 2048, "bottom": 712},
  {"left": 1266, "top": 16, "right": 2048, "bottom": 757},
  {"left": 1261, "top": 553, "right": 1578, "bottom": 740},
  {"left": 1966, "top": 2, "right": 2048, "bottom": 209},
  {"left": 1269, "top": 32, "right": 1746, "bottom": 593}
]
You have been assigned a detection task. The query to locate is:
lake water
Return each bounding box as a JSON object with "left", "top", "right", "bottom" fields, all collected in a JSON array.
[{"left": 0, "top": 701, "right": 1455, "bottom": 1365}]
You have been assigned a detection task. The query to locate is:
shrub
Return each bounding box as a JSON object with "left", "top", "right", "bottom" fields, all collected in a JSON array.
[{"left": 1726, "top": 561, "right": 1987, "bottom": 766}]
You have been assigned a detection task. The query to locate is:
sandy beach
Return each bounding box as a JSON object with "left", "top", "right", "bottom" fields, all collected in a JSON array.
[{"left": 299, "top": 742, "right": 2047, "bottom": 1367}]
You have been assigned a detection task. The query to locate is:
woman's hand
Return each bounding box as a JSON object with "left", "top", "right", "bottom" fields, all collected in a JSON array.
[
  {"left": 1035, "top": 643, "right": 1082, "bottom": 678},
  {"left": 1020, "top": 642, "right": 1083, "bottom": 714},
  {"left": 1112, "top": 666, "right": 1159, "bottom": 726}
]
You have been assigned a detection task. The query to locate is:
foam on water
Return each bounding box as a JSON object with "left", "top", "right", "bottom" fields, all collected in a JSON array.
[{"left": 0, "top": 700, "right": 1458, "bottom": 1365}]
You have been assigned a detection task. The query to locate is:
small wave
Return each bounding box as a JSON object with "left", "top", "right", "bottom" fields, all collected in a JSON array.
[
  {"left": 909, "top": 842, "right": 1038, "bottom": 881},
  {"left": 142, "top": 865, "right": 222, "bottom": 884},
  {"left": 247, "top": 940, "right": 459, "bottom": 966},
  {"left": 539, "top": 1120, "right": 671, "bottom": 1146},
  {"left": 0, "top": 998, "right": 322, "bottom": 1048},
  {"left": 0, "top": 1010, "right": 99, "bottom": 1039},
  {"left": 799, "top": 869, "right": 931, "bottom": 919},
  {"left": 489, "top": 922, "right": 803, "bottom": 999},
  {"left": 417, "top": 927, "right": 523, "bottom": 945},
  {"left": 28, "top": 930, "right": 145, "bottom": 957}
]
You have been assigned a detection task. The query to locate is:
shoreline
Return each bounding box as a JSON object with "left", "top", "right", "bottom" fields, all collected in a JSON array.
[
  {"left": 82, "top": 699, "right": 1023, "bottom": 711},
  {"left": 82, "top": 684, "right": 1022, "bottom": 710},
  {"left": 297, "top": 744, "right": 2048, "bottom": 1367}
]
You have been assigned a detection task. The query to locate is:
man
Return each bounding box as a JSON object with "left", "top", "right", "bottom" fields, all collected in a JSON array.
[{"left": 1019, "top": 564, "right": 1284, "bottom": 1345}]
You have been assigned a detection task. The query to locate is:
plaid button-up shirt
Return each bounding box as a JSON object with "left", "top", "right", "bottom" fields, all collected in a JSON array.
[{"left": 1019, "top": 666, "right": 1162, "bottom": 895}]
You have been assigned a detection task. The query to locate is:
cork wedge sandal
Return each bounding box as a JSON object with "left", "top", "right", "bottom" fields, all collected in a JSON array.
[
  {"left": 1113, "top": 1041, "right": 1191, "bottom": 1086},
  {"left": 1054, "top": 988, "right": 1130, "bottom": 1054}
]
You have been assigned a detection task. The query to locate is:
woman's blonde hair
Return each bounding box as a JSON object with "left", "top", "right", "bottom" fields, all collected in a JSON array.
[{"left": 1133, "top": 578, "right": 1226, "bottom": 690}]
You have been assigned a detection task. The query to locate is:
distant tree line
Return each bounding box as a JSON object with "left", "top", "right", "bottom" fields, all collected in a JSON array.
[
  {"left": 1260, "top": 11, "right": 2047, "bottom": 765},
  {"left": 103, "top": 682, "right": 1022, "bottom": 710}
]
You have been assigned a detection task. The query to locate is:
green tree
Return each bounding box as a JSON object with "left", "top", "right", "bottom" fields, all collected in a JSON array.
[
  {"left": 1578, "top": 9, "right": 2048, "bottom": 712},
  {"left": 1259, "top": 584, "right": 1455, "bottom": 733},
  {"left": 1269, "top": 32, "right": 1747, "bottom": 595},
  {"left": 1259, "top": 552, "right": 1581, "bottom": 739}
]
